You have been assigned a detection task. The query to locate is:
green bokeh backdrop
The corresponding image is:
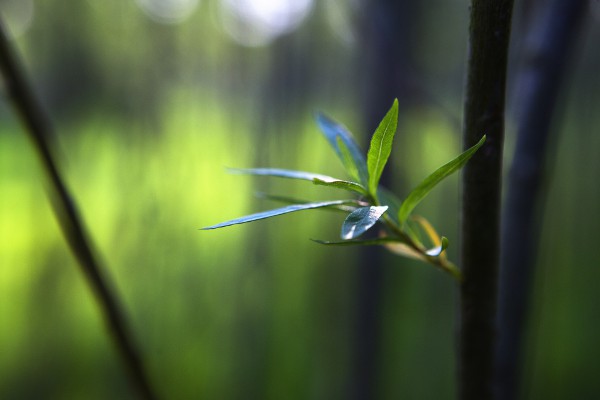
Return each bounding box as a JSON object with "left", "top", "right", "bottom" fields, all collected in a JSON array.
[{"left": 1, "top": 1, "right": 599, "bottom": 399}]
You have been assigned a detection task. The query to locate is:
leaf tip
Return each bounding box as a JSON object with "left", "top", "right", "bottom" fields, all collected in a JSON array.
[
  {"left": 315, "top": 111, "right": 332, "bottom": 127},
  {"left": 441, "top": 236, "right": 449, "bottom": 250}
]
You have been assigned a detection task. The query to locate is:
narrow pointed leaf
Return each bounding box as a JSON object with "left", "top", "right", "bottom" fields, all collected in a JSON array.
[
  {"left": 228, "top": 168, "right": 336, "bottom": 182},
  {"left": 229, "top": 168, "right": 367, "bottom": 195},
  {"left": 200, "top": 200, "right": 355, "bottom": 230},
  {"left": 367, "top": 99, "right": 398, "bottom": 196},
  {"left": 255, "top": 192, "right": 364, "bottom": 213},
  {"left": 316, "top": 113, "right": 369, "bottom": 185},
  {"left": 341, "top": 206, "right": 388, "bottom": 239},
  {"left": 228, "top": 168, "right": 367, "bottom": 195},
  {"left": 336, "top": 136, "right": 360, "bottom": 183},
  {"left": 312, "top": 236, "right": 407, "bottom": 246},
  {"left": 398, "top": 135, "right": 486, "bottom": 224},
  {"left": 312, "top": 178, "right": 369, "bottom": 196}
]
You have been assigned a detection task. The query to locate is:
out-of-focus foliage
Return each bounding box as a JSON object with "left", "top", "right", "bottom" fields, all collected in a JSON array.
[{"left": 1, "top": 0, "right": 599, "bottom": 399}]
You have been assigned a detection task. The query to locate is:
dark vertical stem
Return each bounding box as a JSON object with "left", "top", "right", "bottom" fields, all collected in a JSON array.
[
  {"left": 496, "top": 1, "right": 587, "bottom": 399},
  {"left": 460, "top": 1, "right": 514, "bottom": 400},
  {"left": 0, "top": 19, "right": 158, "bottom": 400}
]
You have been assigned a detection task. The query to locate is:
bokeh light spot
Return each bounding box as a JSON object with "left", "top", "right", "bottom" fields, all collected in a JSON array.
[
  {"left": 219, "top": 0, "right": 314, "bottom": 47},
  {"left": 135, "top": 0, "right": 200, "bottom": 24}
]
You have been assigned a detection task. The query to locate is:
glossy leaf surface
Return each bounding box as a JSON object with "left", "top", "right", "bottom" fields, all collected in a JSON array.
[
  {"left": 201, "top": 200, "right": 355, "bottom": 230},
  {"left": 340, "top": 205, "right": 388, "bottom": 239},
  {"left": 254, "top": 192, "right": 363, "bottom": 213},
  {"left": 228, "top": 168, "right": 335, "bottom": 182},
  {"left": 312, "top": 236, "right": 406, "bottom": 246}
]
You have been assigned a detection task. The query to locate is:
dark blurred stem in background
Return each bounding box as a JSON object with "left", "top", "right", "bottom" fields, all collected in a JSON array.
[
  {"left": 496, "top": 1, "right": 587, "bottom": 399},
  {"left": 0, "top": 18, "right": 158, "bottom": 400},
  {"left": 460, "top": 1, "right": 514, "bottom": 399}
]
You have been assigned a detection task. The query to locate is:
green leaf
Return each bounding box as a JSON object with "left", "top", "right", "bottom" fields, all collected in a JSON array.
[
  {"left": 336, "top": 136, "right": 360, "bottom": 183},
  {"left": 228, "top": 168, "right": 335, "bottom": 182},
  {"left": 367, "top": 99, "right": 399, "bottom": 196},
  {"left": 341, "top": 206, "right": 388, "bottom": 239},
  {"left": 312, "top": 178, "right": 369, "bottom": 196},
  {"left": 398, "top": 135, "right": 486, "bottom": 224},
  {"left": 200, "top": 200, "right": 355, "bottom": 230},
  {"left": 312, "top": 236, "right": 406, "bottom": 247},
  {"left": 229, "top": 168, "right": 367, "bottom": 195},
  {"left": 254, "top": 192, "right": 364, "bottom": 213},
  {"left": 316, "top": 113, "right": 369, "bottom": 185}
]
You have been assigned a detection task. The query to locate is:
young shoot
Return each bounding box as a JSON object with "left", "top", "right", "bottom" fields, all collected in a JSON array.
[{"left": 202, "top": 99, "right": 486, "bottom": 280}]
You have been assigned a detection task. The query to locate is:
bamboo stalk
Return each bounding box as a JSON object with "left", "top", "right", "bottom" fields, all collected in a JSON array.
[
  {"left": 497, "top": 1, "right": 588, "bottom": 398},
  {"left": 0, "top": 18, "right": 158, "bottom": 400},
  {"left": 459, "top": 1, "right": 514, "bottom": 399}
]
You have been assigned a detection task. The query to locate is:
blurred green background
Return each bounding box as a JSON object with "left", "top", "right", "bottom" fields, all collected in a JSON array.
[{"left": 1, "top": 0, "right": 599, "bottom": 399}]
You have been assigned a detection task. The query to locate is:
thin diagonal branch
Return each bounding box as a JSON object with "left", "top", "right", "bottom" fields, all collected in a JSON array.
[{"left": 0, "top": 18, "right": 158, "bottom": 400}]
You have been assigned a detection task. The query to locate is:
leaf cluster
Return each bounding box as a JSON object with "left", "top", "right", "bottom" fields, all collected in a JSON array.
[{"left": 202, "top": 99, "right": 486, "bottom": 280}]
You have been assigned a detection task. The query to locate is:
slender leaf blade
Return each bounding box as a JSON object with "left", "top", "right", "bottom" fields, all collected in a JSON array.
[
  {"left": 200, "top": 200, "right": 354, "bottom": 230},
  {"left": 316, "top": 113, "right": 369, "bottom": 185},
  {"left": 340, "top": 206, "right": 388, "bottom": 239},
  {"left": 313, "top": 178, "right": 369, "bottom": 196},
  {"left": 228, "top": 168, "right": 336, "bottom": 182},
  {"left": 230, "top": 168, "right": 368, "bottom": 195},
  {"left": 398, "top": 135, "right": 486, "bottom": 224},
  {"left": 255, "top": 192, "right": 363, "bottom": 213},
  {"left": 336, "top": 136, "right": 360, "bottom": 183},
  {"left": 312, "top": 236, "right": 406, "bottom": 246},
  {"left": 367, "top": 99, "right": 399, "bottom": 196}
]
